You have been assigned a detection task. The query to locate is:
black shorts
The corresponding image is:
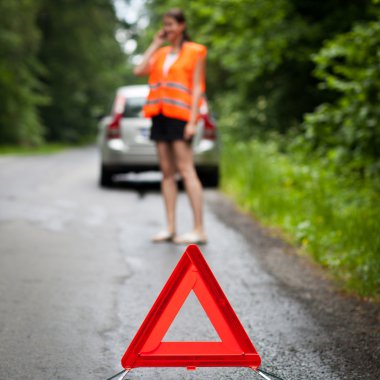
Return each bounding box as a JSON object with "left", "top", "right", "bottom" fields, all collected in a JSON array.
[{"left": 150, "top": 114, "right": 188, "bottom": 142}]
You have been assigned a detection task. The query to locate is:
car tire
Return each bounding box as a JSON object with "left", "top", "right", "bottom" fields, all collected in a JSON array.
[
  {"left": 100, "top": 165, "right": 114, "bottom": 187},
  {"left": 198, "top": 167, "right": 219, "bottom": 188}
]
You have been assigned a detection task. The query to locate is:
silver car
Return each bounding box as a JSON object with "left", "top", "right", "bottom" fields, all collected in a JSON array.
[{"left": 98, "top": 85, "right": 220, "bottom": 187}]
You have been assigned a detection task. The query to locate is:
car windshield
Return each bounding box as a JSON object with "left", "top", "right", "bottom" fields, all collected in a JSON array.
[{"left": 123, "top": 97, "right": 146, "bottom": 118}]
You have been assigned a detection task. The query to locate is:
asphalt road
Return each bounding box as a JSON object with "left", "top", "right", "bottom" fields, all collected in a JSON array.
[{"left": 0, "top": 147, "right": 378, "bottom": 380}]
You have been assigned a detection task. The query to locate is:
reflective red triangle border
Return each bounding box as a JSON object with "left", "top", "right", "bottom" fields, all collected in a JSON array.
[{"left": 121, "top": 244, "right": 261, "bottom": 370}]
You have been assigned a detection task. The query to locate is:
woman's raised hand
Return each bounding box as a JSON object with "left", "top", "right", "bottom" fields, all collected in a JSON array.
[{"left": 153, "top": 29, "right": 167, "bottom": 46}]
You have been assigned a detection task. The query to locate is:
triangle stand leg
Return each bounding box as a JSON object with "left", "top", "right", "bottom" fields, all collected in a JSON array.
[
  {"left": 117, "top": 369, "right": 131, "bottom": 380},
  {"left": 255, "top": 369, "right": 272, "bottom": 380}
]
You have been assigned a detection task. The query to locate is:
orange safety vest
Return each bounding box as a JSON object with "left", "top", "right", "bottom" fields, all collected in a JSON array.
[{"left": 144, "top": 42, "right": 207, "bottom": 121}]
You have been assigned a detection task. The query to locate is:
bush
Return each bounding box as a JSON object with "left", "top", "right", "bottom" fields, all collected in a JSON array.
[
  {"left": 299, "top": 19, "right": 380, "bottom": 178},
  {"left": 222, "top": 138, "right": 380, "bottom": 297}
]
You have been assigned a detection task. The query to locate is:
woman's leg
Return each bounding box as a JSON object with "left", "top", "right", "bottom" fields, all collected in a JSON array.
[
  {"left": 156, "top": 141, "right": 177, "bottom": 235},
  {"left": 172, "top": 140, "right": 206, "bottom": 238}
]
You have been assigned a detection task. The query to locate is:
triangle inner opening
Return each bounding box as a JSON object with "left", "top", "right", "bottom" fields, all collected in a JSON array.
[{"left": 162, "top": 290, "right": 221, "bottom": 342}]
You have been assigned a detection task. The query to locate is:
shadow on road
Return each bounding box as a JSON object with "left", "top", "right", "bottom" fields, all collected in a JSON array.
[
  {"left": 112, "top": 179, "right": 161, "bottom": 198},
  {"left": 98, "top": 172, "right": 162, "bottom": 197},
  {"left": 99, "top": 172, "right": 203, "bottom": 198}
]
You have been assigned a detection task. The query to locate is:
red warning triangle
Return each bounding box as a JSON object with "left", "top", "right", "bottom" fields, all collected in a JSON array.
[{"left": 121, "top": 244, "right": 261, "bottom": 370}]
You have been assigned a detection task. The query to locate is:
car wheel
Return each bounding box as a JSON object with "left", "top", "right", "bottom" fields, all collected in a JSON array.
[
  {"left": 100, "top": 165, "right": 114, "bottom": 187},
  {"left": 198, "top": 167, "right": 219, "bottom": 188}
]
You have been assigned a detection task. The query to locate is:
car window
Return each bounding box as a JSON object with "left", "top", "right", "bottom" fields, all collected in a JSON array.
[{"left": 123, "top": 97, "right": 146, "bottom": 118}]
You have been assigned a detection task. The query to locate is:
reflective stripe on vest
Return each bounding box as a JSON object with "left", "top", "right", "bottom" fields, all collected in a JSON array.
[
  {"left": 149, "top": 82, "right": 161, "bottom": 90},
  {"left": 146, "top": 98, "right": 191, "bottom": 110},
  {"left": 165, "top": 82, "right": 192, "bottom": 94},
  {"left": 149, "top": 81, "right": 192, "bottom": 95}
]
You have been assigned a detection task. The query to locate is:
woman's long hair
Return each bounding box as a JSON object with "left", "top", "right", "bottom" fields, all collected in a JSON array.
[{"left": 164, "top": 8, "right": 191, "bottom": 44}]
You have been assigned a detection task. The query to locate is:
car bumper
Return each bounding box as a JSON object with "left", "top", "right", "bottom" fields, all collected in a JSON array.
[{"left": 100, "top": 138, "right": 219, "bottom": 170}]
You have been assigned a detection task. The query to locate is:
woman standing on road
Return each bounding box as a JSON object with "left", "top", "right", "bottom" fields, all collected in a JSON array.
[{"left": 133, "top": 8, "right": 207, "bottom": 245}]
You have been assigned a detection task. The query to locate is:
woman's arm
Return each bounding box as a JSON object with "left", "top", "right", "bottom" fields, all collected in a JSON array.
[
  {"left": 133, "top": 31, "right": 165, "bottom": 76},
  {"left": 184, "top": 56, "right": 206, "bottom": 140}
]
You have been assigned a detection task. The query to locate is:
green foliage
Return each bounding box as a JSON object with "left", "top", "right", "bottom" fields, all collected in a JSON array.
[
  {"left": 299, "top": 19, "right": 380, "bottom": 177},
  {"left": 37, "top": 0, "right": 128, "bottom": 143},
  {"left": 0, "top": 0, "right": 47, "bottom": 146},
  {"left": 0, "top": 143, "right": 71, "bottom": 155},
  {"left": 222, "top": 139, "right": 380, "bottom": 297},
  {"left": 0, "top": 0, "right": 129, "bottom": 145}
]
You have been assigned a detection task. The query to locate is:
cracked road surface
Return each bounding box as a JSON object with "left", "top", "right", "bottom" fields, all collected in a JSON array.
[{"left": 0, "top": 147, "right": 378, "bottom": 379}]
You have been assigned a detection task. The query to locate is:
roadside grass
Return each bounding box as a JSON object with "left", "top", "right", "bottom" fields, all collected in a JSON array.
[
  {"left": 0, "top": 143, "right": 87, "bottom": 156},
  {"left": 221, "top": 139, "right": 380, "bottom": 298}
]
